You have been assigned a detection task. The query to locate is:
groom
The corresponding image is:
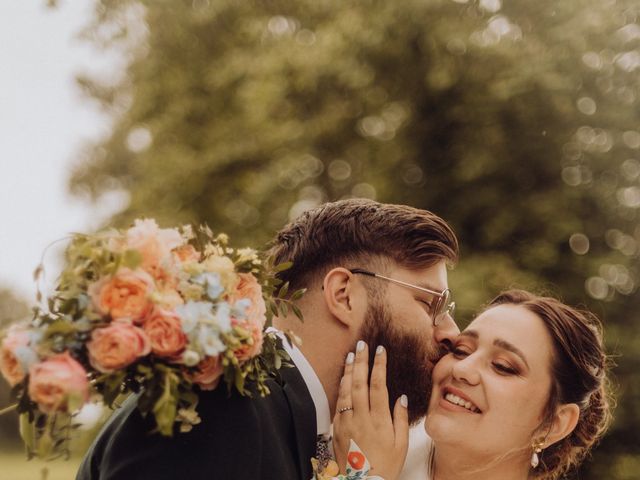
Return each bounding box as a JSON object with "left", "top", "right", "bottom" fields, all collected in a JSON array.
[{"left": 77, "top": 199, "right": 459, "bottom": 479}]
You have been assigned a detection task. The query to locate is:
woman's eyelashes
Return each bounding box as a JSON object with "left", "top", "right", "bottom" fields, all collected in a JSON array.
[
  {"left": 492, "top": 361, "right": 519, "bottom": 376},
  {"left": 450, "top": 343, "right": 521, "bottom": 376}
]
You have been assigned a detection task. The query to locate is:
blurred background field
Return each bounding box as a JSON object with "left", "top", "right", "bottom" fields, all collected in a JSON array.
[{"left": 1, "top": 0, "right": 640, "bottom": 478}]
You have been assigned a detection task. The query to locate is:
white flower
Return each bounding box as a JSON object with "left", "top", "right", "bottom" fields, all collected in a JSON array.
[
  {"left": 198, "top": 327, "right": 225, "bottom": 356},
  {"left": 193, "top": 272, "right": 224, "bottom": 300},
  {"left": 215, "top": 302, "right": 232, "bottom": 332},
  {"left": 181, "top": 350, "right": 201, "bottom": 367},
  {"left": 176, "top": 301, "right": 215, "bottom": 333},
  {"left": 231, "top": 298, "right": 252, "bottom": 321}
]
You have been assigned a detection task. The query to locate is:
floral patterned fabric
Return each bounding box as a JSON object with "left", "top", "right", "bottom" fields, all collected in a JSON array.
[{"left": 312, "top": 440, "right": 385, "bottom": 480}]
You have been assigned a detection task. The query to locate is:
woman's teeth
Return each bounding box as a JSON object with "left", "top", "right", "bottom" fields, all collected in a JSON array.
[{"left": 444, "top": 393, "right": 480, "bottom": 413}]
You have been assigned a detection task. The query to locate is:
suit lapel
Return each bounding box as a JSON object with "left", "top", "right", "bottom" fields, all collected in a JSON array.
[{"left": 279, "top": 363, "right": 317, "bottom": 479}]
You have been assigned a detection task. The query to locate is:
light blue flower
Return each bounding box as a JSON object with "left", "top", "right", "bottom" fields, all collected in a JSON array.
[
  {"left": 193, "top": 272, "right": 224, "bottom": 300},
  {"left": 28, "top": 330, "right": 44, "bottom": 345},
  {"left": 198, "top": 326, "right": 225, "bottom": 356},
  {"left": 14, "top": 346, "right": 39, "bottom": 372},
  {"left": 176, "top": 301, "right": 215, "bottom": 333},
  {"left": 215, "top": 301, "right": 232, "bottom": 332},
  {"left": 231, "top": 298, "right": 252, "bottom": 321}
]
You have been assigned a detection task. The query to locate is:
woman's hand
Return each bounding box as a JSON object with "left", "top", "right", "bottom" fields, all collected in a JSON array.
[{"left": 332, "top": 341, "right": 409, "bottom": 480}]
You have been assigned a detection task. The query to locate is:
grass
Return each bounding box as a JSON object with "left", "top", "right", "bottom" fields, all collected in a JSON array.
[{"left": 0, "top": 451, "right": 82, "bottom": 480}]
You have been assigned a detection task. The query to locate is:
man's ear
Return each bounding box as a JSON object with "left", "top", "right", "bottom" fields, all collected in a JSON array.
[
  {"left": 543, "top": 403, "right": 580, "bottom": 448},
  {"left": 322, "top": 267, "right": 365, "bottom": 328}
]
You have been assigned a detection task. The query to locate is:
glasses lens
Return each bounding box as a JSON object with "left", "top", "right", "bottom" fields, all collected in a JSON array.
[{"left": 434, "top": 289, "right": 452, "bottom": 326}]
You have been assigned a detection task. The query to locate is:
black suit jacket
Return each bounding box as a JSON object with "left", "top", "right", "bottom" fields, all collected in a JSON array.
[{"left": 76, "top": 364, "right": 317, "bottom": 480}]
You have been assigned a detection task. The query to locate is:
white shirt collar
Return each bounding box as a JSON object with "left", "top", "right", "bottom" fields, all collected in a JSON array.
[{"left": 269, "top": 328, "right": 331, "bottom": 437}]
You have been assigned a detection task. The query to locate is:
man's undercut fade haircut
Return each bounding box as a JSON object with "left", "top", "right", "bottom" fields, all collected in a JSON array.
[{"left": 267, "top": 199, "right": 459, "bottom": 290}]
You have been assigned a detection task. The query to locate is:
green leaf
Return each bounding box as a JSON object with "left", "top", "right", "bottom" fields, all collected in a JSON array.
[
  {"left": 278, "top": 281, "right": 289, "bottom": 298},
  {"left": 122, "top": 249, "right": 143, "bottom": 269},
  {"left": 274, "top": 262, "right": 293, "bottom": 273},
  {"left": 291, "top": 304, "right": 304, "bottom": 322}
]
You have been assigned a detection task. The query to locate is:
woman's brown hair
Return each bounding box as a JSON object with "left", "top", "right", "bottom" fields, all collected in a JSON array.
[{"left": 489, "top": 290, "right": 612, "bottom": 479}]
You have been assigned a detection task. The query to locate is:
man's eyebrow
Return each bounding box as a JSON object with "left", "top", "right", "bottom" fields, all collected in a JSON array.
[{"left": 493, "top": 339, "right": 530, "bottom": 370}]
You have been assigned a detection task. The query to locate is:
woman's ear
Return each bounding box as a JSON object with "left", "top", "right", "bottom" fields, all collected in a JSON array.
[
  {"left": 544, "top": 403, "right": 580, "bottom": 447},
  {"left": 322, "top": 267, "right": 365, "bottom": 328}
]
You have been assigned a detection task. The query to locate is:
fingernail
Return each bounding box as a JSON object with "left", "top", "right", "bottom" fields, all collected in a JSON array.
[
  {"left": 400, "top": 394, "right": 408, "bottom": 408},
  {"left": 346, "top": 352, "right": 355, "bottom": 365},
  {"left": 376, "top": 345, "right": 384, "bottom": 355},
  {"left": 356, "top": 340, "right": 366, "bottom": 352}
]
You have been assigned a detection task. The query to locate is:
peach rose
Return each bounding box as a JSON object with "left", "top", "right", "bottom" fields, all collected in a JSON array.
[
  {"left": 126, "top": 219, "right": 184, "bottom": 279},
  {"left": 232, "top": 320, "right": 264, "bottom": 362},
  {"left": 143, "top": 309, "right": 187, "bottom": 359},
  {"left": 191, "top": 355, "right": 223, "bottom": 391},
  {"left": 173, "top": 244, "right": 200, "bottom": 264},
  {"left": 0, "top": 325, "right": 31, "bottom": 386},
  {"left": 28, "top": 352, "right": 89, "bottom": 413},
  {"left": 230, "top": 273, "right": 267, "bottom": 329},
  {"left": 87, "top": 322, "right": 151, "bottom": 373},
  {"left": 153, "top": 288, "right": 184, "bottom": 310},
  {"left": 89, "top": 268, "right": 154, "bottom": 323}
]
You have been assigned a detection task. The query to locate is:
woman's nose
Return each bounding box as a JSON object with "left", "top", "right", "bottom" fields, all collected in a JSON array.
[{"left": 451, "top": 355, "right": 481, "bottom": 386}]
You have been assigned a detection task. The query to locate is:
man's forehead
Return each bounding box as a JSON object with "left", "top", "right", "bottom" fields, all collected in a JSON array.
[{"left": 391, "top": 262, "right": 449, "bottom": 289}]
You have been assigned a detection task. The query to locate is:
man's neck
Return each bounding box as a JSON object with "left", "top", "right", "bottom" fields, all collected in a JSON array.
[{"left": 274, "top": 316, "right": 351, "bottom": 417}]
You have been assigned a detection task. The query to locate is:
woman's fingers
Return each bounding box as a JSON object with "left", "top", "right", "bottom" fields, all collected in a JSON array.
[
  {"left": 333, "top": 350, "right": 355, "bottom": 467},
  {"left": 369, "top": 345, "right": 390, "bottom": 418},
  {"left": 351, "top": 340, "right": 370, "bottom": 415},
  {"left": 393, "top": 394, "right": 410, "bottom": 457},
  {"left": 335, "top": 351, "right": 355, "bottom": 415}
]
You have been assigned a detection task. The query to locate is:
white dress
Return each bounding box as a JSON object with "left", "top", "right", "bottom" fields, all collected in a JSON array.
[{"left": 398, "top": 424, "right": 434, "bottom": 480}]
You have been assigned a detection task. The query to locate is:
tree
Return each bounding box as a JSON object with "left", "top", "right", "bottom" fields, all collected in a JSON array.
[{"left": 67, "top": 0, "right": 640, "bottom": 477}]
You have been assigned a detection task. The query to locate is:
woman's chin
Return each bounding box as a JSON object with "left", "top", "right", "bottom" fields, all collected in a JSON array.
[{"left": 425, "top": 403, "right": 482, "bottom": 446}]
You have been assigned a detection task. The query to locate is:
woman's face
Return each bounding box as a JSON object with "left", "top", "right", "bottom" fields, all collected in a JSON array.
[{"left": 425, "top": 304, "right": 555, "bottom": 461}]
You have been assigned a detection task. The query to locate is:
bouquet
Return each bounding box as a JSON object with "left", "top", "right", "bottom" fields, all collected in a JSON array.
[{"left": 0, "top": 219, "right": 303, "bottom": 460}]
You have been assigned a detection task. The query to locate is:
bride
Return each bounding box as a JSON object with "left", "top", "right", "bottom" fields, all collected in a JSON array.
[{"left": 329, "top": 289, "right": 611, "bottom": 480}]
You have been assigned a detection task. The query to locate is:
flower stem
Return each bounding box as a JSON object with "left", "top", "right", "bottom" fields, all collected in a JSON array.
[{"left": 0, "top": 403, "right": 17, "bottom": 416}]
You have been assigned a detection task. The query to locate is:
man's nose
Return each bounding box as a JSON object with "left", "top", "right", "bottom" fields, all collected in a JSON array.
[{"left": 434, "top": 313, "right": 459, "bottom": 350}]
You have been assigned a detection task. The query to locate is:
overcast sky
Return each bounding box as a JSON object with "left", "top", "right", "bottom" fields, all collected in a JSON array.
[{"left": 0, "top": 2, "right": 124, "bottom": 300}]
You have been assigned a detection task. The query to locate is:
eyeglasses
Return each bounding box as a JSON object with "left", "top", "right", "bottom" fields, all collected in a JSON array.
[{"left": 349, "top": 268, "right": 455, "bottom": 326}]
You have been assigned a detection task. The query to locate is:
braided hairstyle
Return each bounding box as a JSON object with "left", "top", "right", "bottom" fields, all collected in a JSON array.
[{"left": 488, "top": 290, "right": 612, "bottom": 479}]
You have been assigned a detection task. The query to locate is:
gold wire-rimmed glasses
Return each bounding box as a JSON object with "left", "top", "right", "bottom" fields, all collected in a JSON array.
[{"left": 349, "top": 268, "right": 455, "bottom": 326}]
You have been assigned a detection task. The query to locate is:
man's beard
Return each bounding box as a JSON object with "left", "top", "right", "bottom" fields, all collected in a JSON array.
[{"left": 359, "top": 300, "right": 444, "bottom": 425}]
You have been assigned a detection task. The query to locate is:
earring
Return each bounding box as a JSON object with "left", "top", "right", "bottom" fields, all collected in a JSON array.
[{"left": 530, "top": 440, "right": 544, "bottom": 468}]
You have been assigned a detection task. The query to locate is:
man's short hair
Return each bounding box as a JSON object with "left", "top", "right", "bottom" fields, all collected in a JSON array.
[{"left": 266, "top": 199, "right": 459, "bottom": 290}]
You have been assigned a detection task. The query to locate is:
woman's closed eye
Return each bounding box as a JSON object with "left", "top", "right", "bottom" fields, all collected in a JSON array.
[
  {"left": 492, "top": 361, "right": 519, "bottom": 376},
  {"left": 451, "top": 346, "right": 471, "bottom": 358}
]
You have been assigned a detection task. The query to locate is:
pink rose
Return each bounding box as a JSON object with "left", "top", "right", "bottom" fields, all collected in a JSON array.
[
  {"left": 0, "top": 325, "right": 31, "bottom": 386},
  {"left": 143, "top": 309, "right": 187, "bottom": 359},
  {"left": 191, "top": 355, "right": 223, "bottom": 391},
  {"left": 232, "top": 320, "right": 264, "bottom": 362},
  {"left": 230, "top": 273, "right": 267, "bottom": 329},
  {"left": 28, "top": 352, "right": 89, "bottom": 413},
  {"left": 126, "top": 219, "right": 184, "bottom": 280},
  {"left": 87, "top": 322, "right": 151, "bottom": 373},
  {"left": 89, "top": 268, "right": 154, "bottom": 323}
]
